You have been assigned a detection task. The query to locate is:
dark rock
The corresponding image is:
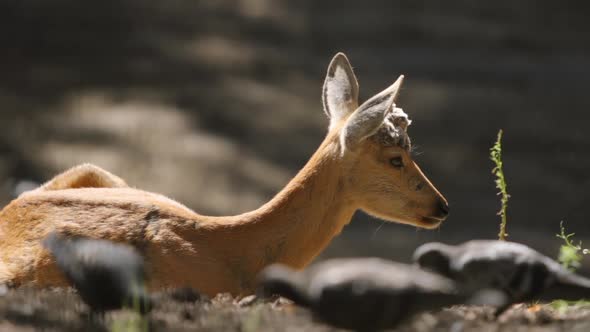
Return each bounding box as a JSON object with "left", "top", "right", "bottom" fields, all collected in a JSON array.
[
  {"left": 258, "top": 258, "right": 470, "bottom": 331},
  {"left": 414, "top": 240, "right": 590, "bottom": 315},
  {"left": 42, "top": 232, "right": 151, "bottom": 315}
]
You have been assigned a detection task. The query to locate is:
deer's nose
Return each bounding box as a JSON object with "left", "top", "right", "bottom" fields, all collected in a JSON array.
[{"left": 437, "top": 200, "right": 450, "bottom": 217}]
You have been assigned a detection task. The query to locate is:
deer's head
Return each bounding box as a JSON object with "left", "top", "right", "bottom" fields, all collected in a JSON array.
[{"left": 323, "top": 53, "right": 449, "bottom": 229}]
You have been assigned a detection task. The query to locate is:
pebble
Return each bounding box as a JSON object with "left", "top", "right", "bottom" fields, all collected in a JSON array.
[
  {"left": 212, "top": 293, "right": 234, "bottom": 306},
  {"left": 237, "top": 295, "right": 258, "bottom": 307}
]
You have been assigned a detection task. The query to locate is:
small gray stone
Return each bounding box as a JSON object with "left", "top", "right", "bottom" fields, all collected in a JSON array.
[{"left": 237, "top": 295, "right": 258, "bottom": 307}]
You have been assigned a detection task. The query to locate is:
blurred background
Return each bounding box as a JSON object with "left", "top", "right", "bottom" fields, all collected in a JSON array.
[{"left": 0, "top": 1, "right": 589, "bottom": 267}]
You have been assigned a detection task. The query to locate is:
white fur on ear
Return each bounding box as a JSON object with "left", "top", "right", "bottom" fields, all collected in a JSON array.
[
  {"left": 340, "top": 75, "right": 404, "bottom": 152},
  {"left": 322, "top": 53, "right": 359, "bottom": 130}
]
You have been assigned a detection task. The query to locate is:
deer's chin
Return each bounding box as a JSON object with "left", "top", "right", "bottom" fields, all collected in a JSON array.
[
  {"left": 416, "top": 216, "right": 445, "bottom": 229},
  {"left": 380, "top": 214, "right": 444, "bottom": 229},
  {"left": 366, "top": 210, "right": 444, "bottom": 229}
]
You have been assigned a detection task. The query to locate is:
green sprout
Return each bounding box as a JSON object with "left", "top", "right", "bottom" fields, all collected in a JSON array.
[
  {"left": 556, "top": 221, "right": 589, "bottom": 272},
  {"left": 551, "top": 299, "right": 590, "bottom": 314},
  {"left": 111, "top": 282, "right": 150, "bottom": 332},
  {"left": 551, "top": 222, "right": 590, "bottom": 310},
  {"left": 241, "top": 305, "right": 263, "bottom": 332},
  {"left": 490, "top": 129, "right": 510, "bottom": 241}
]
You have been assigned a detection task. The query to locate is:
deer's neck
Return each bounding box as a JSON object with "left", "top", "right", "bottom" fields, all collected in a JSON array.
[{"left": 225, "top": 136, "right": 356, "bottom": 269}]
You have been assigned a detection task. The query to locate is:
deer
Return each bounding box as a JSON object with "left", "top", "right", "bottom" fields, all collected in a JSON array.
[{"left": 0, "top": 53, "right": 449, "bottom": 297}]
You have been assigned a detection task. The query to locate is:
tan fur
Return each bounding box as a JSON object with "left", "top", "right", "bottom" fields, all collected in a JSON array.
[
  {"left": 0, "top": 53, "right": 448, "bottom": 296},
  {"left": 25, "top": 163, "right": 128, "bottom": 195}
]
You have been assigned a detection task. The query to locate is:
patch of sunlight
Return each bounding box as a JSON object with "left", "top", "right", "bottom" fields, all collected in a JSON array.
[{"left": 36, "top": 92, "right": 292, "bottom": 215}]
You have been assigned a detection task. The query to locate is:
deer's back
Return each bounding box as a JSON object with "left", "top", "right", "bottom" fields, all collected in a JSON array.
[{"left": 0, "top": 187, "right": 218, "bottom": 289}]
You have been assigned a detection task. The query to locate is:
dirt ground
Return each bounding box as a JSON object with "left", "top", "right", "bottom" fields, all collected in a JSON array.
[{"left": 1, "top": 287, "right": 590, "bottom": 332}]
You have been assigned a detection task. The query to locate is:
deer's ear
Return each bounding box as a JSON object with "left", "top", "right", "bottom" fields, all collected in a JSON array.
[
  {"left": 340, "top": 75, "right": 404, "bottom": 152},
  {"left": 323, "top": 52, "right": 359, "bottom": 130}
]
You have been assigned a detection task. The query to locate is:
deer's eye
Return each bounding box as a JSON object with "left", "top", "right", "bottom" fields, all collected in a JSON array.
[{"left": 390, "top": 157, "right": 404, "bottom": 168}]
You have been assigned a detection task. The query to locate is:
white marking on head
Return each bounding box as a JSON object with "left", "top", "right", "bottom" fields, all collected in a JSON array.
[{"left": 373, "top": 107, "right": 412, "bottom": 150}]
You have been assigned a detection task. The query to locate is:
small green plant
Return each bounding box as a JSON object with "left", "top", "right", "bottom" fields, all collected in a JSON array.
[
  {"left": 552, "top": 221, "right": 590, "bottom": 310},
  {"left": 111, "top": 314, "right": 149, "bottom": 332},
  {"left": 551, "top": 220, "right": 590, "bottom": 308},
  {"left": 490, "top": 129, "right": 510, "bottom": 240},
  {"left": 556, "top": 221, "right": 589, "bottom": 271},
  {"left": 241, "top": 305, "right": 263, "bottom": 332},
  {"left": 551, "top": 299, "right": 590, "bottom": 314},
  {"left": 111, "top": 283, "right": 150, "bottom": 332}
]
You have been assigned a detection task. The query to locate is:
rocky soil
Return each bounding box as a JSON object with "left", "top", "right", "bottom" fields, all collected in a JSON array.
[{"left": 1, "top": 287, "right": 590, "bottom": 332}]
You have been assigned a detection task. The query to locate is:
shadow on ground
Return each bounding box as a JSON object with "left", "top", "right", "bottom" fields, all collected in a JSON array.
[{"left": 2, "top": 288, "right": 590, "bottom": 332}]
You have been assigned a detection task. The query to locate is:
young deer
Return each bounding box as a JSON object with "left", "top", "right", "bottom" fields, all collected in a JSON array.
[{"left": 0, "top": 53, "right": 449, "bottom": 296}]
